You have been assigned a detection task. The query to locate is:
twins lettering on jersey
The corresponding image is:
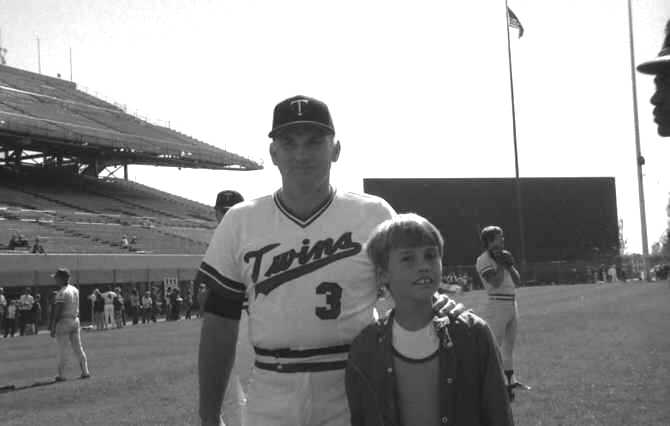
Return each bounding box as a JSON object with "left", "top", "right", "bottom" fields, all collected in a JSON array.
[{"left": 245, "top": 231, "right": 361, "bottom": 297}]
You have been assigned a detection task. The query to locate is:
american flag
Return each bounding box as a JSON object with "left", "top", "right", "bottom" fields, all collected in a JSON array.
[{"left": 507, "top": 7, "right": 524, "bottom": 38}]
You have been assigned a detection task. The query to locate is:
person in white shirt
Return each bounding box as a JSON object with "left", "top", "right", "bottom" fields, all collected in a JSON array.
[
  {"left": 0, "top": 287, "right": 6, "bottom": 326},
  {"left": 18, "top": 288, "right": 34, "bottom": 336},
  {"left": 49, "top": 268, "right": 90, "bottom": 381},
  {"left": 102, "top": 287, "right": 117, "bottom": 328}
]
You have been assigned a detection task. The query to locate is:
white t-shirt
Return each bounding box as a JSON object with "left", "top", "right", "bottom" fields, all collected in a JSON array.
[
  {"left": 19, "top": 294, "right": 34, "bottom": 311},
  {"left": 476, "top": 250, "right": 516, "bottom": 295},
  {"left": 200, "top": 189, "right": 395, "bottom": 364},
  {"left": 392, "top": 319, "right": 440, "bottom": 359}
]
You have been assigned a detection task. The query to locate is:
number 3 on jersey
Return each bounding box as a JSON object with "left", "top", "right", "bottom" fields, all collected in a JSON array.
[{"left": 315, "top": 282, "right": 342, "bottom": 319}]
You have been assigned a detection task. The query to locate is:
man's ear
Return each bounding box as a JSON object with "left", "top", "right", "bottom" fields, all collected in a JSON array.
[
  {"left": 331, "top": 140, "right": 341, "bottom": 163},
  {"left": 269, "top": 141, "right": 279, "bottom": 166}
]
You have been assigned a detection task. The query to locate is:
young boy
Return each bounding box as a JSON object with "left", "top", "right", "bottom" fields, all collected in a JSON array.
[{"left": 346, "top": 214, "right": 513, "bottom": 426}]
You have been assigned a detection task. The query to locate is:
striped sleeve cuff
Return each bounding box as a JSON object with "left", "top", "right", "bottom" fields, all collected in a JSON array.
[{"left": 198, "top": 262, "right": 246, "bottom": 302}]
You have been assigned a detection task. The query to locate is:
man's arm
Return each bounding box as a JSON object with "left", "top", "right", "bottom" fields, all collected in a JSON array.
[
  {"left": 507, "top": 266, "right": 521, "bottom": 286},
  {"left": 198, "top": 312, "right": 239, "bottom": 426},
  {"left": 50, "top": 302, "right": 63, "bottom": 337}
]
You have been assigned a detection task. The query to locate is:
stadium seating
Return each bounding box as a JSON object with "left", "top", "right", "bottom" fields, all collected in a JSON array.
[{"left": 0, "top": 166, "right": 216, "bottom": 254}]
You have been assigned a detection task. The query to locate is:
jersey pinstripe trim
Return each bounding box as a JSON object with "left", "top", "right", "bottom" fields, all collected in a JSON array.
[
  {"left": 478, "top": 265, "right": 496, "bottom": 275},
  {"left": 199, "top": 261, "right": 246, "bottom": 301},
  {"left": 273, "top": 188, "right": 336, "bottom": 228}
]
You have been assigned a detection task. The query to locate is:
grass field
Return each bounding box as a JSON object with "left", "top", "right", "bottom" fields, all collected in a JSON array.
[{"left": 1, "top": 282, "right": 669, "bottom": 425}]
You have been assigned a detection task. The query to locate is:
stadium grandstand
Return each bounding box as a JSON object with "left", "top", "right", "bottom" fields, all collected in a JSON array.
[{"left": 0, "top": 64, "right": 261, "bottom": 318}]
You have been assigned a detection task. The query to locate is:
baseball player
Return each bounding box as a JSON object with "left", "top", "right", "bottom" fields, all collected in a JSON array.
[
  {"left": 637, "top": 19, "right": 670, "bottom": 137},
  {"left": 215, "top": 190, "right": 244, "bottom": 223},
  {"left": 206, "top": 190, "right": 249, "bottom": 426},
  {"left": 476, "top": 225, "right": 529, "bottom": 401},
  {"left": 102, "top": 286, "right": 117, "bottom": 329},
  {"left": 198, "top": 95, "right": 465, "bottom": 426},
  {"left": 49, "top": 268, "right": 90, "bottom": 381}
]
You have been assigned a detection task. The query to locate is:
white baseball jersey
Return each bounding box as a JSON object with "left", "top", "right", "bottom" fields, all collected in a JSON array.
[
  {"left": 476, "top": 251, "right": 516, "bottom": 295},
  {"left": 55, "top": 284, "right": 80, "bottom": 319},
  {"left": 200, "top": 189, "right": 394, "bottom": 366}
]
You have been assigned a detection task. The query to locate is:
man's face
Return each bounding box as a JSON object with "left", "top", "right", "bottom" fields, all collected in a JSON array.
[
  {"left": 54, "top": 276, "right": 66, "bottom": 287},
  {"left": 270, "top": 127, "right": 340, "bottom": 188},
  {"left": 651, "top": 72, "right": 670, "bottom": 137},
  {"left": 380, "top": 245, "right": 442, "bottom": 305},
  {"left": 489, "top": 233, "right": 505, "bottom": 252}
]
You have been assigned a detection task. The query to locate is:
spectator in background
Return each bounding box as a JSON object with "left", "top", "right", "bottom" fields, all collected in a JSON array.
[
  {"left": 607, "top": 264, "right": 619, "bottom": 283},
  {"left": 150, "top": 288, "right": 158, "bottom": 322},
  {"left": 165, "top": 287, "right": 173, "bottom": 320},
  {"left": 31, "top": 237, "right": 46, "bottom": 254},
  {"left": 113, "top": 288, "right": 124, "bottom": 329},
  {"left": 102, "top": 287, "right": 117, "bottom": 329},
  {"left": 18, "top": 288, "right": 34, "bottom": 336},
  {"left": 197, "top": 283, "right": 207, "bottom": 318},
  {"left": 141, "top": 290, "right": 153, "bottom": 324},
  {"left": 4, "top": 299, "right": 17, "bottom": 337},
  {"left": 171, "top": 288, "right": 182, "bottom": 320},
  {"left": 30, "top": 294, "right": 42, "bottom": 334},
  {"left": 184, "top": 290, "right": 193, "bottom": 320},
  {"left": 129, "top": 289, "right": 140, "bottom": 325},
  {"left": 0, "top": 287, "right": 6, "bottom": 329},
  {"left": 130, "top": 235, "right": 137, "bottom": 245},
  {"left": 8, "top": 232, "right": 28, "bottom": 250},
  {"left": 92, "top": 289, "right": 105, "bottom": 331},
  {"left": 120, "top": 235, "right": 129, "bottom": 249}
]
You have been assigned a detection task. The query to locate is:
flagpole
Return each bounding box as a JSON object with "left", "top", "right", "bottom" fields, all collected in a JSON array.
[
  {"left": 626, "top": 0, "right": 649, "bottom": 279},
  {"left": 505, "top": 1, "right": 527, "bottom": 281}
]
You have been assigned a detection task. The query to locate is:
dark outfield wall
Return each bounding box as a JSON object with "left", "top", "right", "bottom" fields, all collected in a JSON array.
[{"left": 364, "top": 178, "right": 619, "bottom": 266}]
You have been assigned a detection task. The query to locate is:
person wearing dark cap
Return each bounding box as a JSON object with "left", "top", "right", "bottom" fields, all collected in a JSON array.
[
  {"left": 637, "top": 19, "right": 670, "bottom": 137},
  {"left": 215, "top": 190, "right": 245, "bottom": 223},
  {"left": 49, "top": 268, "right": 90, "bottom": 381},
  {"left": 197, "top": 95, "right": 466, "bottom": 426}
]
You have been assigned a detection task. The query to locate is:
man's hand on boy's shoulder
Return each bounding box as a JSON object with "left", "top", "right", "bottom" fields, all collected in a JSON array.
[{"left": 432, "top": 293, "right": 470, "bottom": 320}]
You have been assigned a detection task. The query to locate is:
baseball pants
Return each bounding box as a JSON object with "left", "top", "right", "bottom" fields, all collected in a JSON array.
[
  {"left": 104, "top": 304, "right": 115, "bottom": 328},
  {"left": 244, "top": 367, "right": 349, "bottom": 426},
  {"left": 484, "top": 299, "right": 518, "bottom": 371},
  {"left": 55, "top": 318, "right": 89, "bottom": 378}
]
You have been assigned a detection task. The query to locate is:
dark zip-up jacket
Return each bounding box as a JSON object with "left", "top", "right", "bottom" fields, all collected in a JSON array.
[{"left": 345, "top": 310, "right": 514, "bottom": 426}]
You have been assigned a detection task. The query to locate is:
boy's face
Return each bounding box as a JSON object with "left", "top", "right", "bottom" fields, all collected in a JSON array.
[{"left": 380, "top": 245, "right": 442, "bottom": 304}]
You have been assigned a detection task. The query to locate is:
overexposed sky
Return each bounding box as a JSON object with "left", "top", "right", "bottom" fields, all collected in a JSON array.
[{"left": 1, "top": 0, "right": 669, "bottom": 254}]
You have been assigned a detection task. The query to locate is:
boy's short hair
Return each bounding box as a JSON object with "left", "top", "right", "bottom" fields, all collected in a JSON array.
[
  {"left": 480, "top": 225, "right": 503, "bottom": 248},
  {"left": 366, "top": 213, "right": 444, "bottom": 271}
]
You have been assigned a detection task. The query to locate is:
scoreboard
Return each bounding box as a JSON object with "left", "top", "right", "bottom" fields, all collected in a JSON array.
[{"left": 364, "top": 177, "right": 619, "bottom": 266}]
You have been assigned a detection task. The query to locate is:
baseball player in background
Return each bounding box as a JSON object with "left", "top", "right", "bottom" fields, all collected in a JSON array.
[
  {"left": 476, "top": 225, "right": 530, "bottom": 401},
  {"left": 49, "top": 268, "right": 90, "bottom": 381},
  {"left": 637, "top": 19, "right": 670, "bottom": 137},
  {"left": 211, "top": 189, "right": 248, "bottom": 426},
  {"left": 197, "top": 95, "right": 465, "bottom": 426}
]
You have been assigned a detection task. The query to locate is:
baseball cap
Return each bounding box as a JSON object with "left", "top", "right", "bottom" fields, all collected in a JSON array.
[
  {"left": 215, "top": 190, "right": 244, "bottom": 210},
  {"left": 51, "top": 267, "right": 71, "bottom": 280},
  {"left": 637, "top": 20, "right": 670, "bottom": 75},
  {"left": 268, "top": 95, "right": 335, "bottom": 138}
]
